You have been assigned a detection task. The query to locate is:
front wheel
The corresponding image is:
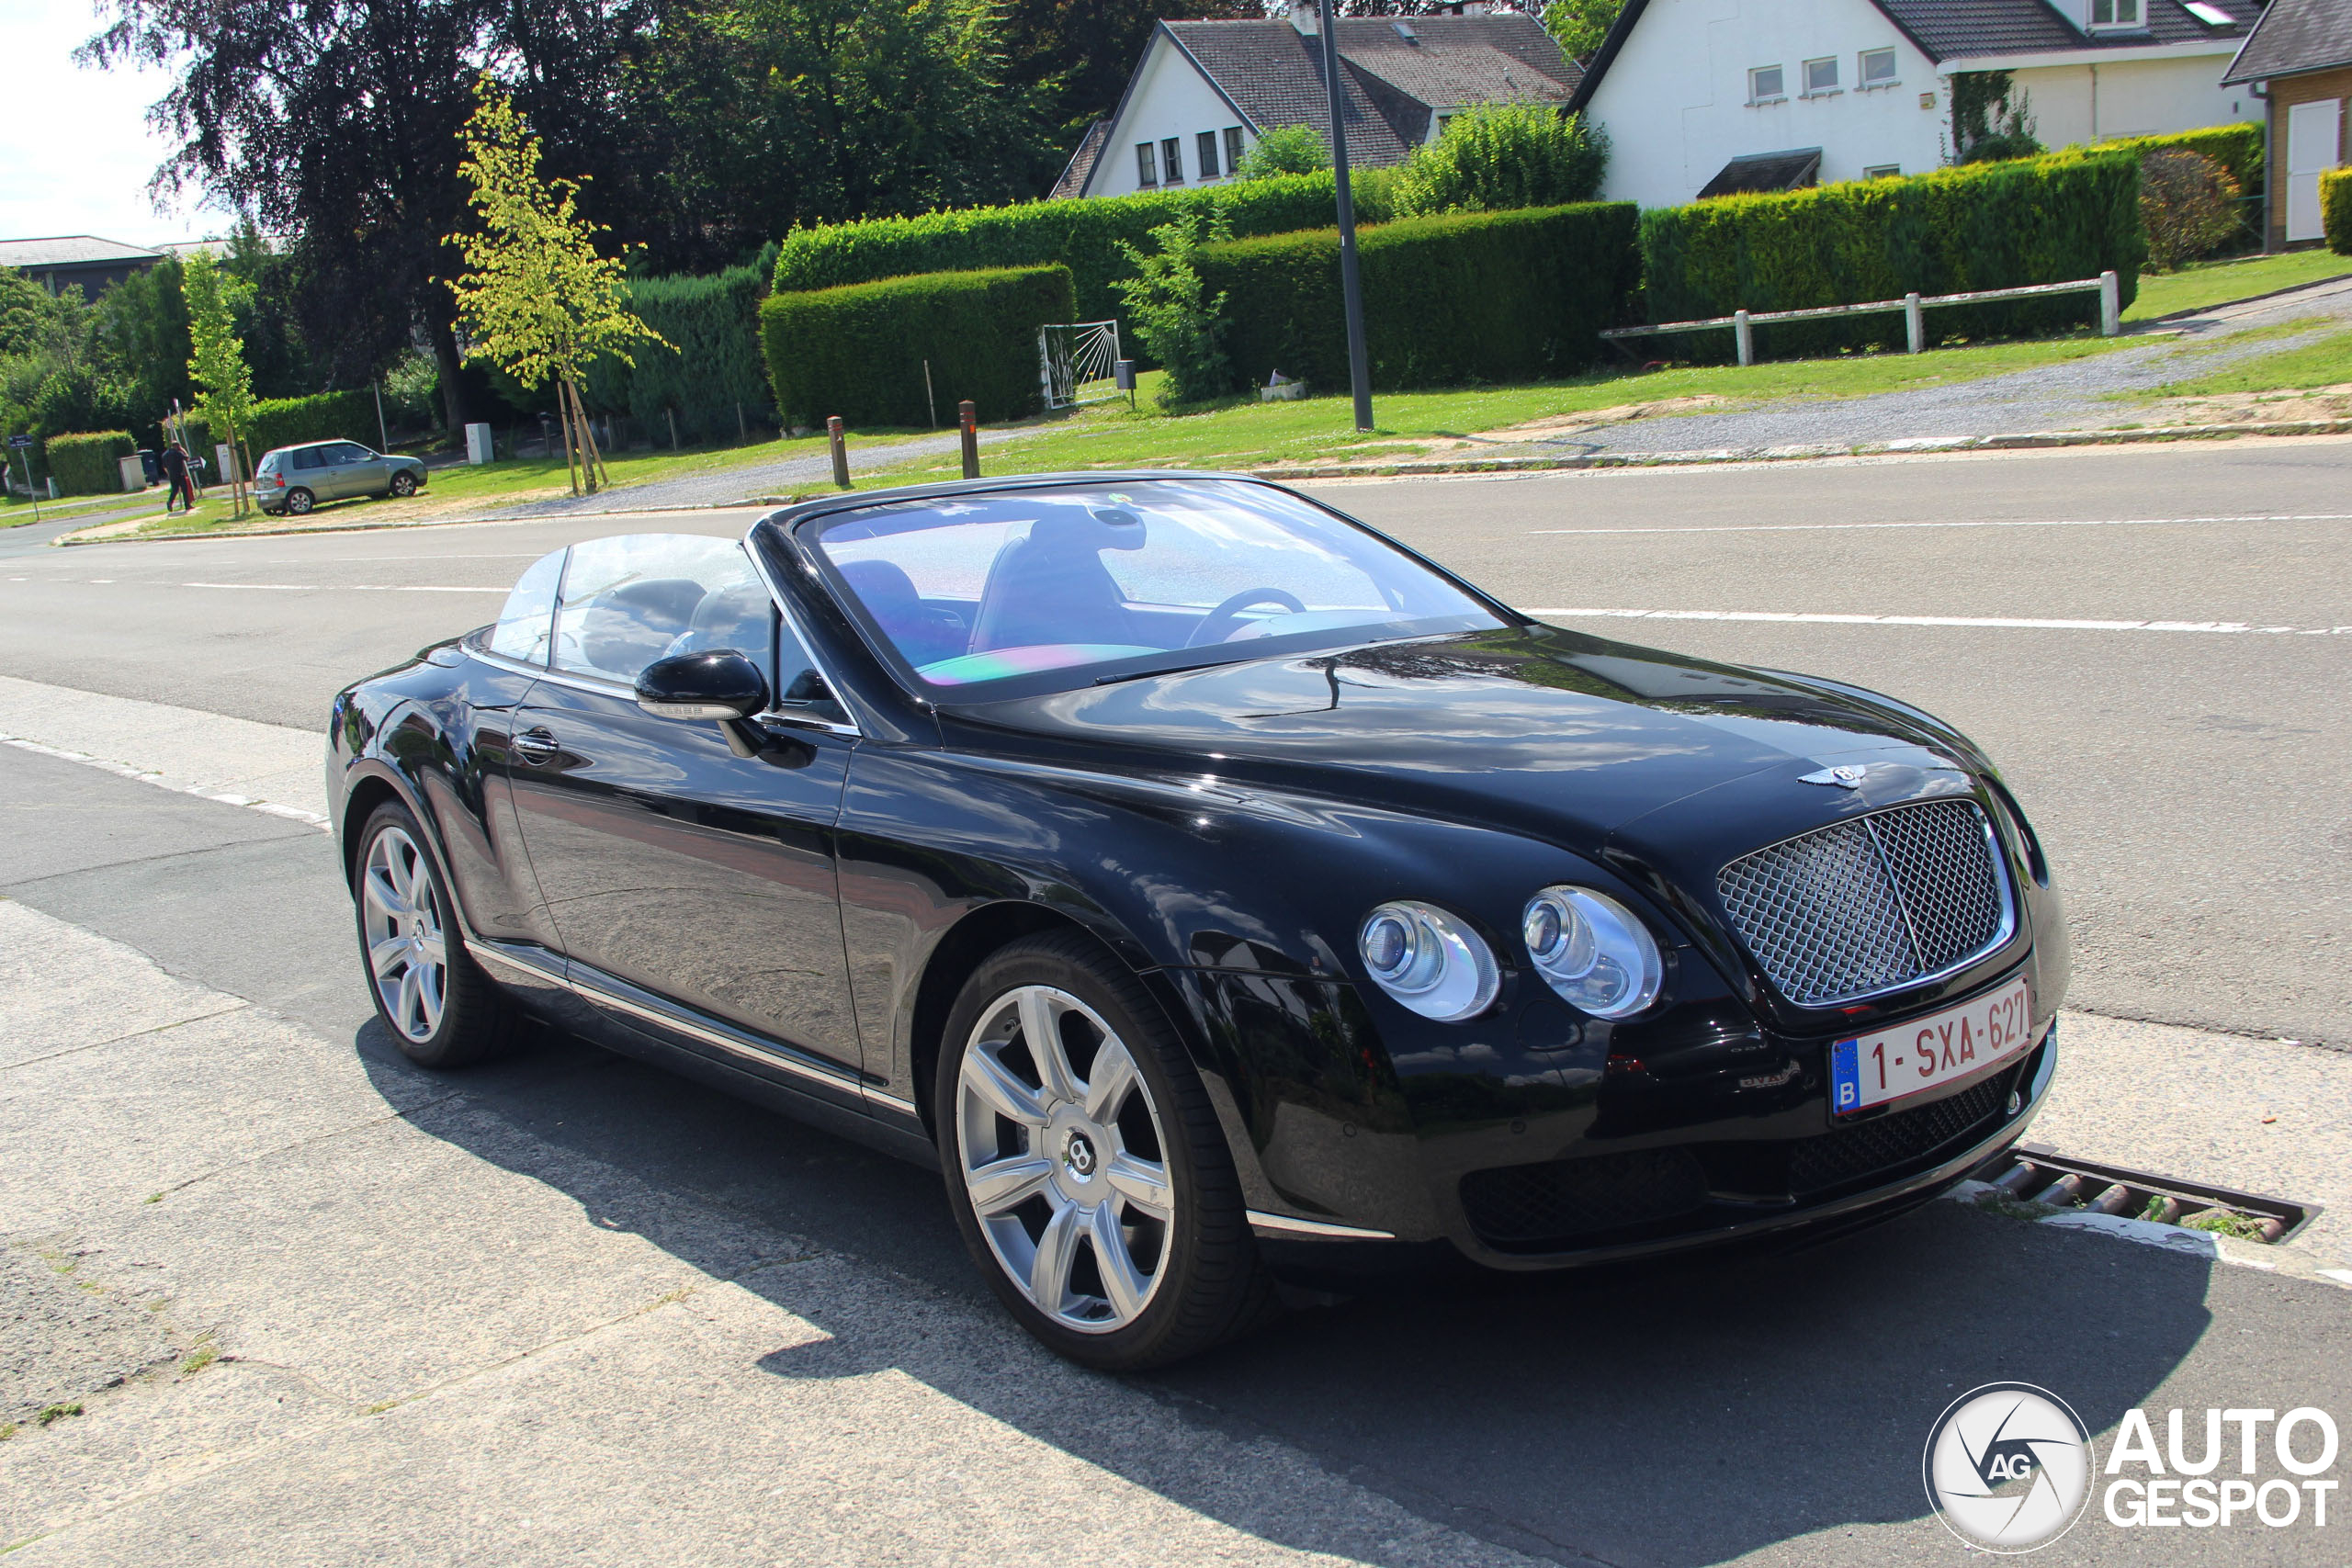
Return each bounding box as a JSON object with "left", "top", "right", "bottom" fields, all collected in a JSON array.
[
  {"left": 389, "top": 471, "right": 418, "bottom": 497},
  {"left": 284, "top": 487, "right": 314, "bottom": 515},
  {"left": 935, "top": 933, "right": 1273, "bottom": 1369},
  {"left": 353, "top": 803, "right": 514, "bottom": 1067}
]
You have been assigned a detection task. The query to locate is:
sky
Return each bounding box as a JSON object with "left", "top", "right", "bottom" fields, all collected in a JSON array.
[{"left": 0, "top": 0, "right": 232, "bottom": 246}]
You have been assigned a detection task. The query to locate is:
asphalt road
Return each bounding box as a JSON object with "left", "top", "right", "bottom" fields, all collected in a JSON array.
[
  {"left": 5, "top": 437, "right": 2352, "bottom": 1563},
  {"left": 5, "top": 741, "right": 2349, "bottom": 1567},
  {"left": 2, "top": 436, "right": 2345, "bottom": 1045}
]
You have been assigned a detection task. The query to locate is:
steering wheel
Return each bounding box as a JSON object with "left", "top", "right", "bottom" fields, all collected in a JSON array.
[{"left": 1186, "top": 588, "right": 1307, "bottom": 648}]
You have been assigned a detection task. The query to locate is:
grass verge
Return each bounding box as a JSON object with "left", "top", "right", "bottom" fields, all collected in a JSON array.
[
  {"left": 877, "top": 333, "right": 2136, "bottom": 479},
  {"left": 2127, "top": 249, "right": 2351, "bottom": 322},
  {"left": 2147, "top": 326, "right": 2352, "bottom": 397}
]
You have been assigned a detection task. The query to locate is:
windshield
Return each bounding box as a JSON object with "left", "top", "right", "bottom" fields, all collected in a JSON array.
[{"left": 808, "top": 479, "right": 1503, "bottom": 698}]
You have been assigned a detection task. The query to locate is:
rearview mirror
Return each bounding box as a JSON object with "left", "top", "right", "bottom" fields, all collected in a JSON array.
[{"left": 636, "top": 650, "right": 770, "bottom": 756}]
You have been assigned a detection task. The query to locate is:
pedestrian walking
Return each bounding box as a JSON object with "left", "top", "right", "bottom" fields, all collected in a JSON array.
[{"left": 161, "top": 439, "right": 196, "bottom": 513}]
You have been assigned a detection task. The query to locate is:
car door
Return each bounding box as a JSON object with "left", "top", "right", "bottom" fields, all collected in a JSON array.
[
  {"left": 504, "top": 534, "right": 866, "bottom": 1094},
  {"left": 332, "top": 441, "right": 391, "bottom": 497}
]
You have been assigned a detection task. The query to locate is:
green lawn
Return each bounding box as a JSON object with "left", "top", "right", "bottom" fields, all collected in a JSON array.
[
  {"left": 98, "top": 426, "right": 941, "bottom": 538},
  {"left": 2125, "top": 249, "right": 2350, "bottom": 321},
  {"left": 2148, "top": 326, "right": 2352, "bottom": 397},
  {"left": 877, "top": 334, "right": 2138, "bottom": 479}
]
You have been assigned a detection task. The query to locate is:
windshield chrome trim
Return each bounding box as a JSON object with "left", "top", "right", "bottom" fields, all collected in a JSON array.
[{"left": 741, "top": 525, "right": 865, "bottom": 738}]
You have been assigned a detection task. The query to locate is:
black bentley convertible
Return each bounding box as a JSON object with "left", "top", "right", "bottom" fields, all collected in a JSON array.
[{"left": 328, "top": 473, "right": 2065, "bottom": 1368}]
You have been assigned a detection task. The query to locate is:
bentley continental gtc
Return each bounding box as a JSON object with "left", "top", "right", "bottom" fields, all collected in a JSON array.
[{"left": 327, "top": 474, "right": 2065, "bottom": 1368}]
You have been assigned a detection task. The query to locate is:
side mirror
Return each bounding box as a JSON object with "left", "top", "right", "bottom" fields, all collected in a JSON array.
[{"left": 636, "top": 650, "right": 770, "bottom": 756}]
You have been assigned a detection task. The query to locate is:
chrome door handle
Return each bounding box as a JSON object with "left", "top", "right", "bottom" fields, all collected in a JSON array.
[{"left": 513, "top": 726, "right": 559, "bottom": 764}]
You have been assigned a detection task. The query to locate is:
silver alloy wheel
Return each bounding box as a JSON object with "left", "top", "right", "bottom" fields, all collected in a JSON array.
[
  {"left": 362, "top": 825, "right": 448, "bottom": 1043},
  {"left": 955, "top": 985, "right": 1174, "bottom": 1334}
]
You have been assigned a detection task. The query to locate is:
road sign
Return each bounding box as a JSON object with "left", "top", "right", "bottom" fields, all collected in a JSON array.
[{"left": 6, "top": 434, "right": 30, "bottom": 448}]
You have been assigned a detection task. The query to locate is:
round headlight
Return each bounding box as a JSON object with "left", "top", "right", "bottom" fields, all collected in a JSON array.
[
  {"left": 1521, "top": 886, "right": 1662, "bottom": 1019},
  {"left": 1357, "top": 901, "right": 1499, "bottom": 1021}
]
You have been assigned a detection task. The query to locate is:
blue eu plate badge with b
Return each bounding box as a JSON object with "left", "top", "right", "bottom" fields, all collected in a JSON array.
[{"left": 1830, "top": 1038, "right": 1861, "bottom": 1113}]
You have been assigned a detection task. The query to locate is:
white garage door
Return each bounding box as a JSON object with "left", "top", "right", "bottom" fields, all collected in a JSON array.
[{"left": 2286, "top": 97, "right": 2342, "bottom": 243}]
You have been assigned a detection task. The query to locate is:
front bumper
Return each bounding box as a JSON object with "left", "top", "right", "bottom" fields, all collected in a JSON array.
[{"left": 1170, "top": 959, "right": 2059, "bottom": 1285}]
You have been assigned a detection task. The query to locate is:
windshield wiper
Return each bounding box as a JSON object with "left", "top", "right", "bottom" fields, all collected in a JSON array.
[{"left": 1091, "top": 651, "right": 1249, "bottom": 685}]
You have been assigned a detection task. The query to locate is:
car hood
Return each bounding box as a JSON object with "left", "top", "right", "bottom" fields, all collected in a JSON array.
[{"left": 941, "top": 626, "right": 1973, "bottom": 855}]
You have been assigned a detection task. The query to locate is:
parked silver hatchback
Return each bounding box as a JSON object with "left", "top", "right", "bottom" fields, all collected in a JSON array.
[{"left": 256, "top": 440, "right": 427, "bottom": 516}]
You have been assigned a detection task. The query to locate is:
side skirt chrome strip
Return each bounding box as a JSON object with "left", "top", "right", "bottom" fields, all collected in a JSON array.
[
  {"left": 463, "top": 936, "right": 922, "bottom": 1122},
  {"left": 1247, "top": 1210, "right": 1396, "bottom": 1241}
]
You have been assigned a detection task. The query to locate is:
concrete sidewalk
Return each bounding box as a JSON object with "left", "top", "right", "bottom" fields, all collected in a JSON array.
[{"left": 0, "top": 899, "right": 1517, "bottom": 1565}]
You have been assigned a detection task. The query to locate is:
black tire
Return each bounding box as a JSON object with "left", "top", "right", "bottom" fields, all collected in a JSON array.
[
  {"left": 933, "top": 931, "right": 1275, "bottom": 1370},
  {"left": 352, "top": 802, "right": 514, "bottom": 1068},
  {"left": 285, "top": 487, "right": 314, "bottom": 515},
  {"left": 390, "top": 471, "right": 418, "bottom": 497}
]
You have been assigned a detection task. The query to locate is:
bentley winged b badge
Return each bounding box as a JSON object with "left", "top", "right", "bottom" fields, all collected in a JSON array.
[{"left": 1800, "top": 764, "right": 1873, "bottom": 789}]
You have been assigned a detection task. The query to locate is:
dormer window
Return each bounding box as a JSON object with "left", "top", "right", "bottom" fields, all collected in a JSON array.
[{"left": 2088, "top": 0, "right": 2142, "bottom": 27}]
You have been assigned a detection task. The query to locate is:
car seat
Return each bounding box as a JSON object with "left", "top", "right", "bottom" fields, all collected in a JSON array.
[{"left": 967, "top": 506, "right": 1147, "bottom": 653}]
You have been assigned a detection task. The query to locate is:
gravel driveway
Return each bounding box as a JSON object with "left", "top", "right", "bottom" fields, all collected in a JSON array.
[{"left": 489, "top": 428, "right": 1021, "bottom": 519}]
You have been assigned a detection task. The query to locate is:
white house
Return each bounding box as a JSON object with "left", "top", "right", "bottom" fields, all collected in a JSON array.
[
  {"left": 1052, "top": 11, "right": 1583, "bottom": 200},
  {"left": 1569, "top": 0, "right": 2262, "bottom": 209}
]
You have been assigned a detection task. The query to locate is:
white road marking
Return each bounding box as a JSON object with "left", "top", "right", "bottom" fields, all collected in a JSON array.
[
  {"left": 1526, "top": 607, "right": 2352, "bottom": 635},
  {"left": 176, "top": 581, "right": 506, "bottom": 593},
  {"left": 1530, "top": 512, "right": 2352, "bottom": 536}
]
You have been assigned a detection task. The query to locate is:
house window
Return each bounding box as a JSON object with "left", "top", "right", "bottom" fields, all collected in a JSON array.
[
  {"left": 1803, "top": 57, "right": 1839, "bottom": 95},
  {"left": 1749, "top": 64, "right": 1785, "bottom": 103},
  {"left": 1859, "top": 48, "right": 1898, "bottom": 86},
  {"left": 2089, "top": 0, "right": 2142, "bottom": 24},
  {"left": 1136, "top": 142, "right": 1159, "bottom": 186},
  {"left": 1863, "top": 164, "right": 1901, "bottom": 178},
  {"left": 1162, "top": 137, "right": 1184, "bottom": 183},
  {"left": 1198, "top": 130, "right": 1220, "bottom": 179},
  {"left": 1225, "top": 126, "right": 1246, "bottom": 173}
]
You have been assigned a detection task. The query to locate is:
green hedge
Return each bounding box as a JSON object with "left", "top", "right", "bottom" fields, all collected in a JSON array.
[
  {"left": 247, "top": 389, "right": 379, "bottom": 457},
  {"left": 1194, "top": 203, "right": 1640, "bottom": 394},
  {"left": 626, "top": 264, "right": 775, "bottom": 442},
  {"left": 1637, "top": 151, "right": 2144, "bottom": 360},
  {"left": 770, "top": 172, "right": 1393, "bottom": 325},
  {"left": 2324, "top": 169, "right": 2352, "bottom": 257},
  {"left": 760, "top": 264, "right": 1076, "bottom": 428},
  {"left": 44, "top": 431, "right": 135, "bottom": 496},
  {"left": 2100, "top": 122, "right": 2264, "bottom": 196}
]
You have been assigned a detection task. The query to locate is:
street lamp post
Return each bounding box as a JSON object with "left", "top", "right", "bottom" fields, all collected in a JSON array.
[{"left": 1316, "top": 0, "right": 1374, "bottom": 433}]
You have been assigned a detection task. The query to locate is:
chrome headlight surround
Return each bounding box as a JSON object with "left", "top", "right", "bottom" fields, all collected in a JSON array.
[
  {"left": 1521, "top": 886, "right": 1663, "bottom": 1020},
  {"left": 1358, "top": 901, "right": 1500, "bottom": 1021}
]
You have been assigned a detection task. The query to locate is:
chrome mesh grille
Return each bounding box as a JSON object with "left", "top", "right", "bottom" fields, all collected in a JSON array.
[{"left": 1717, "top": 800, "right": 2008, "bottom": 1006}]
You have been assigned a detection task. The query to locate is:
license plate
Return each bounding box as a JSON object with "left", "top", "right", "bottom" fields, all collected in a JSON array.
[{"left": 1830, "top": 977, "right": 2034, "bottom": 1115}]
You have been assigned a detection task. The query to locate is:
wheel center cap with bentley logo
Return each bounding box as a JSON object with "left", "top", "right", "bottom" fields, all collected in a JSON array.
[{"left": 1063, "top": 1130, "right": 1098, "bottom": 1178}]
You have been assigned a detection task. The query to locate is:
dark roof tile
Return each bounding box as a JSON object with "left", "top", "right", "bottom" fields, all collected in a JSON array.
[
  {"left": 1876, "top": 0, "right": 2249, "bottom": 62},
  {"left": 2223, "top": 0, "right": 2352, "bottom": 82}
]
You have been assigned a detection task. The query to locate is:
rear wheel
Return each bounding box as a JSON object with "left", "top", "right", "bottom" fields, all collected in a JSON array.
[
  {"left": 354, "top": 803, "right": 513, "bottom": 1067},
  {"left": 284, "top": 487, "right": 314, "bottom": 515},
  {"left": 390, "top": 471, "right": 418, "bottom": 498},
  {"left": 934, "top": 932, "right": 1274, "bottom": 1369}
]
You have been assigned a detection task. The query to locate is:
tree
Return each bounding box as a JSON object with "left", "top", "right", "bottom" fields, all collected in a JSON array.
[
  {"left": 182, "top": 252, "right": 258, "bottom": 516},
  {"left": 1389, "top": 103, "right": 1607, "bottom": 216},
  {"left": 1114, "top": 217, "right": 1229, "bottom": 407},
  {"left": 447, "top": 82, "right": 668, "bottom": 495},
  {"left": 624, "top": 0, "right": 1056, "bottom": 267},
  {"left": 1235, "top": 125, "right": 1331, "bottom": 178},
  {"left": 81, "top": 0, "right": 660, "bottom": 438},
  {"left": 1540, "top": 0, "right": 1623, "bottom": 61}
]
